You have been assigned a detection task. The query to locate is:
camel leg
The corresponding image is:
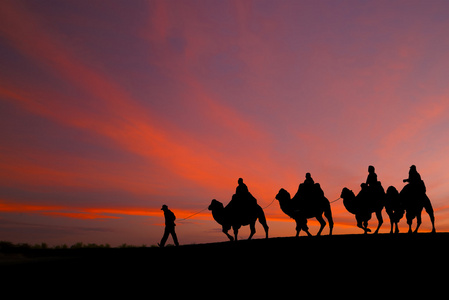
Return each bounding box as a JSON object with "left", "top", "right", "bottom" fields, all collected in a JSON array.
[
  {"left": 357, "top": 220, "right": 366, "bottom": 233},
  {"left": 263, "top": 224, "right": 269, "bottom": 239},
  {"left": 299, "top": 216, "right": 312, "bottom": 236},
  {"left": 223, "top": 227, "right": 234, "bottom": 241},
  {"left": 407, "top": 212, "right": 413, "bottom": 233},
  {"left": 373, "top": 210, "right": 383, "bottom": 234},
  {"left": 414, "top": 210, "right": 422, "bottom": 233},
  {"left": 295, "top": 219, "right": 312, "bottom": 236},
  {"left": 430, "top": 217, "right": 436, "bottom": 233},
  {"left": 257, "top": 209, "right": 269, "bottom": 238},
  {"left": 357, "top": 219, "right": 371, "bottom": 234},
  {"left": 295, "top": 221, "right": 301, "bottom": 237},
  {"left": 363, "top": 221, "right": 371, "bottom": 234},
  {"left": 248, "top": 222, "right": 256, "bottom": 240},
  {"left": 324, "top": 218, "right": 334, "bottom": 235},
  {"left": 424, "top": 198, "right": 436, "bottom": 233},
  {"left": 323, "top": 202, "right": 333, "bottom": 235},
  {"left": 429, "top": 213, "right": 436, "bottom": 233},
  {"left": 303, "top": 224, "right": 312, "bottom": 236},
  {"left": 233, "top": 226, "right": 239, "bottom": 241},
  {"left": 316, "top": 215, "right": 326, "bottom": 236},
  {"left": 386, "top": 211, "right": 393, "bottom": 234},
  {"left": 388, "top": 213, "right": 394, "bottom": 234},
  {"left": 302, "top": 228, "right": 312, "bottom": 236},
  {"left": 356, "top": 215, "right": 371, "bottom": 234}
]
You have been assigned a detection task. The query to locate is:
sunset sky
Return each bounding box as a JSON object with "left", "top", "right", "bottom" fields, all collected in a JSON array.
[{"left": 1, "top": 0, "right": 449, "bottom": 246}]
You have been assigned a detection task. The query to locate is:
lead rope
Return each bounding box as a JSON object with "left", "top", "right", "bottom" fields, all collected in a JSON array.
[
  {"left": 176, "top": 207, "right": 209, "bottom": 222},
  {"left": 262, "top": 197, "right": 277, "bottom": 209},
  {"left": 330, "top": 197, "right": 341, "bottom": 203}
]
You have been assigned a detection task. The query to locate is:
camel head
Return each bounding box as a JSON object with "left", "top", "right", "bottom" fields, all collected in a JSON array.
[
  {"left": 340, "top": 187, "right": 354, "bottom": 199},
  {"left": 208, "top": 199, "right": 224, "bottom": 211},
  {"left": 275, "top": 188, "right": 291, "bottom": 202},
  {"left": 386, "top": 186, "right": 398, "bottom": 197}
]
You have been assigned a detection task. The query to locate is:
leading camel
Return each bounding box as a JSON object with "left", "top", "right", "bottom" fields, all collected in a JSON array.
[
  {"left": 208, "top": 199, "right": 269, "bottom": 241},
  {"left": 399, "top": 182, "right": 436, "bottom": 233},
  {"left": 275, "top": 183, "right": 333, "bottom": 236}
]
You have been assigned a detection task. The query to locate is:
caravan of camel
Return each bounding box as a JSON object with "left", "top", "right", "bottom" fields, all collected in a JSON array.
[{"left": 208, "top": 165, "right": 436, "bottom": 241}]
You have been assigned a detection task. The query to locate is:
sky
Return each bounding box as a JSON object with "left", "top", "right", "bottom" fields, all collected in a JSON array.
[{"left": 1, "top": 0, "right": 449, "bottom": 246}]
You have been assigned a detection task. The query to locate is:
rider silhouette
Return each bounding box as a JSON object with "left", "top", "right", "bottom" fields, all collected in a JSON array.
[
  {"left": 401, "top": 165, "right": 435, "bottom": 233},
  {"left": 236, "top": 178, "right": 249, "bottom": 195},
  {"left": 366, "top": 165, "right": 378, "bottom": 187},
  {"left": 403, "top": 165, "right": 423, "bottom": 185},
  {"left": 294, "top": 173, "right": 325, "bottom": 203},
  {"left": 304, "top": 173, "right": 315, "bottom": 185},
  {"left": 403, "top": 165, "right": 427, "bottom": 195},
  {"left": 227, "top": 178, "right": 257, "bottom": 214}
]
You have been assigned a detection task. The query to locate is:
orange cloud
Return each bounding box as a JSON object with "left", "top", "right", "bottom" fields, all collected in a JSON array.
[
  {"left": 0, "top": 197, "right": 216, "bottom": 222},
  {"left": 0, "top": 198, "right": 161, "bottom": 220},
  {"left": 43, "top": 212, "right": 120, "bottom": 220},
  {"left": 0, "top": 200, "right": 64, "bottom": 213}
]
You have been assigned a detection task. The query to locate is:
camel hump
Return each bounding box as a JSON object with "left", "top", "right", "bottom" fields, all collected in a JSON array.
[
  {"left": 276, "top": 188, "right": 291, "bottom": 200},
  {"left": 405, "top": 180, "right": 426, "bottom": 194},
  {"left": 225, "top": 192, "right": 259, "bottom": 219},
  {"left": 400, "top": 183, "right": 425, "bottom": 200},
  {"left": 295, "top": 182, "right": 325, "bottom": 202}
]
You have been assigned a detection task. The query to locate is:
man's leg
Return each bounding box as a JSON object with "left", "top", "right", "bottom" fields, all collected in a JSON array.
[
  {"left": 170, "top": 228, "right": 179, "bottom": 246},
  {"left": 159, "top": 227, "right": 169, "bottom": 247}
]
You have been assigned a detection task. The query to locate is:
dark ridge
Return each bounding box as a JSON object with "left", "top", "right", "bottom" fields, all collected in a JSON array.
[
  {"left": 3, "top": 233, "right": 448, "bottom": 295},
  {"left": 3, "top": 232, "right": 448, "bottom": 265}
]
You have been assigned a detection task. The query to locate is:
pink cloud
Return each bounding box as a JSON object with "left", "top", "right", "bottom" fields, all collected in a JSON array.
[{"left": 0, "top": 1, "right": 255, "bottom": 193}]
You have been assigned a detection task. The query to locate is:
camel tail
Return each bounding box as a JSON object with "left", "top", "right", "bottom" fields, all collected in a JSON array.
[{"left": 257, "top": 205, "right": 269, "bottom": 238}]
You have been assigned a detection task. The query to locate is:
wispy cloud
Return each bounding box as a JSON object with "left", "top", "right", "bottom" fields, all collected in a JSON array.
[{"left": 0, "top": 0, "right": 277, "bottom": 197}]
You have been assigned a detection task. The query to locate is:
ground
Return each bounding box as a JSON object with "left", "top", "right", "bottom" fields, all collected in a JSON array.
[{"left": 2, "top": 233, "right": 447, "bottom": 295}]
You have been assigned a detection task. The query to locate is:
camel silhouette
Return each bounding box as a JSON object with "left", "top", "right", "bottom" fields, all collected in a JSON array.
[
  {"left": 399, "top": 183, "right": 436, "bottom": 233},
  {"left": 275, "top": 184, "right": 333, "bottom": 236},
  {"left": 385, "top": 186, "right": 404, "bottom": 234},
  {"left": 208, "top": 199, "right": 269, "bottom": 241},
  {"left": 340, "top": 182, "right": 385, "bottom": 234}
]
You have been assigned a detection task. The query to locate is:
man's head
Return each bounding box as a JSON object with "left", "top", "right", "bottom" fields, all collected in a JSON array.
[{"left": 161, "top": 204, "right": 168, "bottom": 211}]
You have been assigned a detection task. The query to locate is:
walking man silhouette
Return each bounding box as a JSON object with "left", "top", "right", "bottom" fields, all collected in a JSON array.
[{"left": 158, "top": 205, "right": 179, "bottom": 247}]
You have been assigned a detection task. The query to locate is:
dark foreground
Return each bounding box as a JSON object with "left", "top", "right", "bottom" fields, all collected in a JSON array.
[{"left": 2, "top": 233, "right": 448, "bottom": 294}]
